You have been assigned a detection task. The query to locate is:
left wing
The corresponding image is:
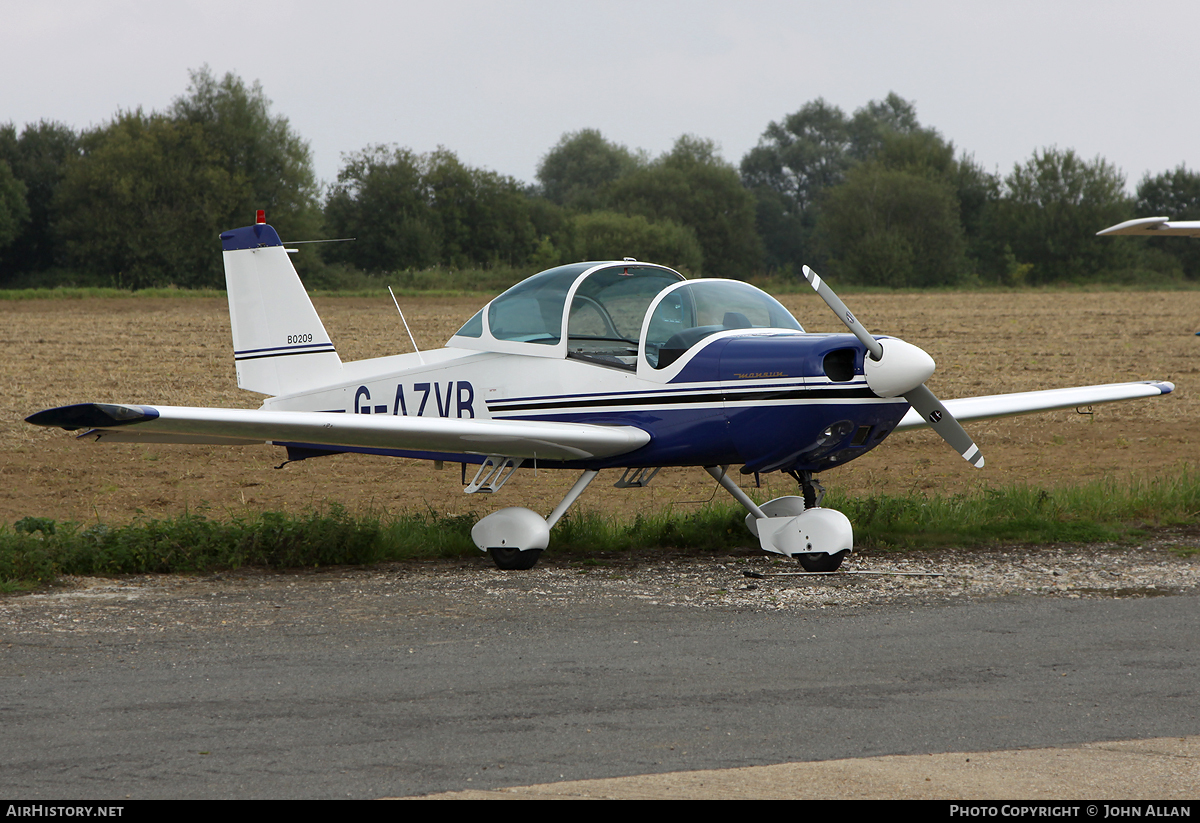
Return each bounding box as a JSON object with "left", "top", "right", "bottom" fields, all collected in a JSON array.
[
  {"left": 1097, "top": 217, "right": 1200, "bottom": 237},
  {"left": 25, "top": 403, "right": 651, "bottom": 461},
  {"left": 895, "top": 381, "right": 1174, "bottom": 431}
]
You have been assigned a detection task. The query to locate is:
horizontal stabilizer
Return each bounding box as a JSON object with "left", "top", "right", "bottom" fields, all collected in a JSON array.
[
  {"left": 895, "top": 381, "right": 1174, "bottom": 431},
  {"left": 27, "top": 404, "right": 651, "bottom": 461}
]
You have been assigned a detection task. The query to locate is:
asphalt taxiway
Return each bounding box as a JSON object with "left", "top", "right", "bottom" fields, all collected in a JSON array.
[{"left": 2, "top": 560, "right": 1197, "bottom": 799}]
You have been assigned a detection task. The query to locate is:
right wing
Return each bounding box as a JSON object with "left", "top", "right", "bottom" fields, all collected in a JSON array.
[
  {"left": 1097, "top": 217, "right": 1200, "bottom": 237},
  {"left": 25, "top": 403, "right": 650, "bottom": 461},
  {"left": 894, "top": 381, "right": 1174, "bottom": 431}
]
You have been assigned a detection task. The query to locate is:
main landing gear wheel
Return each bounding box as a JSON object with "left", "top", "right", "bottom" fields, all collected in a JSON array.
[
  {"left": 797, "top": 549, "right": 848, "bottom": 573},
  {"left": 490, "top": 548, "right": 542, "bottom": 571}
]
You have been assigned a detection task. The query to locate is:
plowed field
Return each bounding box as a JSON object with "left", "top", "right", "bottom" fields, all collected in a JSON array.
[{"left": 3, "top": 290, "right": 1195, "bottom": 526}]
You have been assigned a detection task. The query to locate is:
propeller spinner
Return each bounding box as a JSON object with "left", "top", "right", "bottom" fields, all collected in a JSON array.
[{"left": 801, "top": 265, "right": 984, "bottom": 468}]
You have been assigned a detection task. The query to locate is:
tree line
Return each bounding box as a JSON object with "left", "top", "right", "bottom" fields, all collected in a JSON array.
[{"left": 2, "top": 69, "right": 1199, "bottom": 290}]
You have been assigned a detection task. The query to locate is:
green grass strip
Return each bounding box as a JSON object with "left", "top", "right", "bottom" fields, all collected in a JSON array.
[
  {"left": 3, "top": 474, "right": 1198, "bottom": 591},
  {"left": 826, "top": 472, "right": 1200, "bottom": 550},
  {"left": 0, "top": 287, "right": 228, "bottom": 300},
  {"left": 6, "top": 270, "right": 1200, "bottom": 300}
]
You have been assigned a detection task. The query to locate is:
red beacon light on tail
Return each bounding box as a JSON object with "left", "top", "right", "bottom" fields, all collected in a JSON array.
[{"left": 256, "top": 210, "right": 266, "bottom": 224}]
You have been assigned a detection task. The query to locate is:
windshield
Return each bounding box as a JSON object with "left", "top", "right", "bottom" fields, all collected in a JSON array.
[{"left": 644, "top": 280, "right": 803, "bottom": 368}]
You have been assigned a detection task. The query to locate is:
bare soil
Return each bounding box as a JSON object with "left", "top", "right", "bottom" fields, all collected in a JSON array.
[{"left": 3, "top": 290, "right": 1196, "bottom": 526}]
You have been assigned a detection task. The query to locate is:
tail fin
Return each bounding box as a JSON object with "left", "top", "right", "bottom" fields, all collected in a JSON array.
[{"left": 220, "top": 221, "right": 342, "bottom": 396}]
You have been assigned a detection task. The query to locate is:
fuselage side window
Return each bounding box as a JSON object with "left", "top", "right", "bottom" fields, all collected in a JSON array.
[
  {"left": 487, "top": 264, "right": 591, "bottom": 345},
  {"left": 454, "top": 309, "right": 483, "bottom": 338}
]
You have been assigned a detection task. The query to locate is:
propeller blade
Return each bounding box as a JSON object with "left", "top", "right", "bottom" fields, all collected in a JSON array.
[
  {"left": 904, "top": 384, "right": 985, "bottom": 468},
  {"left": 801, "top": 265, "right": 984, "bottom": 469},
  {"left": 801, "top": 265, "right": 883, "bottom": 360}
]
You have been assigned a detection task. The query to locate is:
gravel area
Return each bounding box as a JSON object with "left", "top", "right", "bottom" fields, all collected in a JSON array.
[{"left": 4, "top": 537, "right": 1198, "bottom": 633}]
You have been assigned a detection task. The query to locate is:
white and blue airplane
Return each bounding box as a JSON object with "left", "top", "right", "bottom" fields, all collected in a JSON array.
[{"left": 27, "top": 216, "right": 1174, "bottom": 570}]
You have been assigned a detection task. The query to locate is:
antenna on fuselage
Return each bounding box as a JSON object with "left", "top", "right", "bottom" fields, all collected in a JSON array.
[{"left": 388, "top": 286, "right": 426, "bottom": 366}]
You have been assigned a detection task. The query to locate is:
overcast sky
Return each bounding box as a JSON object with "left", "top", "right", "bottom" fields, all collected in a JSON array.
[{"left": 5, "top": 0, "right": 1197, "bottom": 197}]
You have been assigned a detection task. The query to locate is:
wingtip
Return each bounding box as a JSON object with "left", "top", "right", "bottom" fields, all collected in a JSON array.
[
  {"left": 25, "top": 403, "right": 158, "bottom": 431},
  {"left": 1096, "top": 216, "right": 1171, "bottom": 236}
]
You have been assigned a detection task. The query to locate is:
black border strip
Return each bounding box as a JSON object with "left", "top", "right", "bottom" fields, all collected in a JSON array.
[
  {"left": 487, "top": 387, "right": 877, "bottom": 412},
  {"left": 235, "top": 346, "right": 337, "bottom": 362}
]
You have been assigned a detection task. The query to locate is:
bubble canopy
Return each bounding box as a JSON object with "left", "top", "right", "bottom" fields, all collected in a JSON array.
[{"left": 448, "top": 262, "right": 803, "bottom": 370}]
